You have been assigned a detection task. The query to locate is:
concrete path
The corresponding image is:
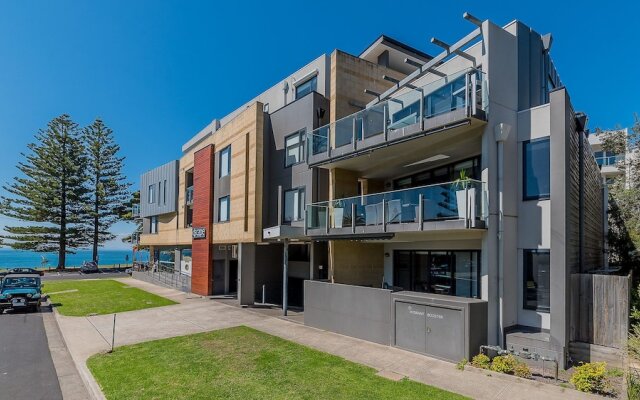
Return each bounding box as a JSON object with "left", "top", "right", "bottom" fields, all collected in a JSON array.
[
  {"left": 0, "top": 307, "right": 63, "bottom": 400},
  {"left": 55, "top": 278, "right": 599, "bottom": 400}
]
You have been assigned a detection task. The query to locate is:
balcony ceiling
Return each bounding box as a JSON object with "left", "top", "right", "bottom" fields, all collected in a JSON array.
[{"left": 324, "top": 122, "right": 485, "bottom": 180}]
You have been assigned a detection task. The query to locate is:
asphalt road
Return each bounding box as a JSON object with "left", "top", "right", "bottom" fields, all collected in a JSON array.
[
  {"left": 42, "top": 269, "right": 129, "bottom": 281},
  {"left": 0, "top": 307, "right": 63, "bottom": 400}
]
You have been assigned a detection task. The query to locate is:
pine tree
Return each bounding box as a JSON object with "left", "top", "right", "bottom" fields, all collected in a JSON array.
[
  {"left": 0, "top": 114, "right": 89, "bottom": 269},
  {"left": 82, "top": 118, "right": 130, "bottom": 262}
]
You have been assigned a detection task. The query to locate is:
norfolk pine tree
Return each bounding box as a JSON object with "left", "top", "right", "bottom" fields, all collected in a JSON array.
[
  {"left": 83, "top": 118, "right": 130, "bottom": 263},
  {"left": 0, "top": 114, "right": 89, "bottom": 269}
]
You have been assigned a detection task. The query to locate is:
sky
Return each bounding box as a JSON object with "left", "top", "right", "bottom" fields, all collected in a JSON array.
[{"left": 0, "top": 0, "right": 638, "bottom": 249}]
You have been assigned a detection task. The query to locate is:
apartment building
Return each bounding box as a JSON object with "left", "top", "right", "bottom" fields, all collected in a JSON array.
[
  {"left": 588, "top": 128, "right": 629, "bottom": 183},
  {"left": 138, "top": 15, "right": 606, "bottom": 368}
]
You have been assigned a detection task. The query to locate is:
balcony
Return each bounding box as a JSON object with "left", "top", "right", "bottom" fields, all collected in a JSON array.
[
  {"left": 131, "top": 204, "right": 141, "bottom": 218},
  {"left": 307, "top": 68, "right": 487, "bottom": 167},
  {"left": 186, "top": 186, "right": 194, "bottom": 205},
  {"left": 305, "top": 179, "right": 487, "bottom": 238}
]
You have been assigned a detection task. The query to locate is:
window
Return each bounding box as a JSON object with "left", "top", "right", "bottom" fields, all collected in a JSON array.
[
  {"left": 285, "top": 130, "right": 305, "bottom": 167},
  {"left": 283, "top": 188, "right": 305, "bottom": 223},
  {"left": 218, "top": 196, "right": 230, "bottom": 222},
  {"left": 523, "top": 138, "right": 550, "bottom": 200},
  {"left": 219, "top": 146, "right": 231, "bottom": 178},
  {"left": 148, "top": 184, "right": 155, "bottom": 204},
  {"left": 158, "top": 181, "right": 162, "bottom": 204},
  {"left": 163, "top": 180, "right": 167, "bottom": 205},
  {"left": 150, "top": 216, "right": 158, "bottom": 234},
  {"left": 523, "top": 249, "right": 550, "bottom": 312},
  {"left": 263, "top": 103, "right": 269, "bottom": 113},
  {"left": 295, "top": 76, "right": 317, "bottom": 99}
]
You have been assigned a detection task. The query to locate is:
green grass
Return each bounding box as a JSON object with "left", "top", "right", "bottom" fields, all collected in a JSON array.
[
  {"left": 44, "top": 279, "right": 176, "bottom": 316},
  {"left": 87, "top": 326, "right": 468, "bottom": 400}
]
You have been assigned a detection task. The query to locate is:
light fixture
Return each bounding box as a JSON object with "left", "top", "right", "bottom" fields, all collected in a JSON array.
[
  {"left": 494, "top": 123, "right": 512, "bottom": 143},
  {"left": 405, "top": 154, "right": 450, "bottom": 167}
]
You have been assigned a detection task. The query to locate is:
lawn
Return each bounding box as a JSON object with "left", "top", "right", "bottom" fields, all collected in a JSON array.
[
  {"left": 44, "top": 279, "right": 176, "bottom": 316},
  {"left": 87, "top": 326, "right": 468, "bottom": 400}
]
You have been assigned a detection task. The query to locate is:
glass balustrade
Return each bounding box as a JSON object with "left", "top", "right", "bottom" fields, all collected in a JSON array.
[
  {"left": 307, "top": 68, "right": 487, "bottom": 160},
  {"left": 186, "top": 186, "right": 194, "bottom": 205},
  {"left": 305, "top": 180, "right": 486, "bottom": 232}
]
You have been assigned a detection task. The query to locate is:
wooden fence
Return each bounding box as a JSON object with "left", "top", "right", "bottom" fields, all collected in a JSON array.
[{"left": 570, "top": 273, "right": 631, "bottom": 349}]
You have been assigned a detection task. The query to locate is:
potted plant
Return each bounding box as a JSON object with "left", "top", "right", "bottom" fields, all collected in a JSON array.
[
  {"left": 453, "top": 170, "right": 476, "bottom": 221},
  {"left": 332, "top": 199, "right": 345, "bottom": 228}
]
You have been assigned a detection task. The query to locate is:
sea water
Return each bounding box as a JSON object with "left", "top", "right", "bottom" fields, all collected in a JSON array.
[{"left": 0, "top": 248, "right": 149, "bottom": 269}]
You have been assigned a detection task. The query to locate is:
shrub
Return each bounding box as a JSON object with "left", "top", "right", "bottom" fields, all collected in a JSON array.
[
  {"left": 570, "top": 362, "right": 611, "bottom": 394},
  {"left": 628, "top": 371, "right": 640, "bottom": 400},
  {"left": 513, "top": 362, "right": 532, "bottom": 379},
  {"left": 456, "top": 358, "right": 468, "bottom": 371},
  {"left": 490, "top": 354, "right": 518, "bottom": 374},
  {"left": 629, "top": 323, "right": 640, "bottom": 362},
  {"left": 471, "top": 353, "right": 491, "bottom": 369}
]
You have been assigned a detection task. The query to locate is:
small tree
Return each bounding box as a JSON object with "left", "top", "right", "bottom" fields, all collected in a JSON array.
[
  {"left": 120, "top": 190, "right": 142, "bottom": 244},
  {"left": 82, "top": 118, "right": 130, "bottom": 262},
  {"left": 0, "top": 114, "right": 89, "bottom": 269}
]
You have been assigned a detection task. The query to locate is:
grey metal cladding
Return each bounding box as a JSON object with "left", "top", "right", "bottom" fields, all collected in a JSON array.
[{"left": 140, "top": 160, "right": 179, "bottom": 218}]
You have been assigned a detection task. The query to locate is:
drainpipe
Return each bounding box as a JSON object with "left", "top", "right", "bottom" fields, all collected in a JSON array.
[
  {"left": 283, "top": 238, "right": 289, "bottom": 316},
  {"left": 494, "top": 122, "right": 511, "bottom": 346}
]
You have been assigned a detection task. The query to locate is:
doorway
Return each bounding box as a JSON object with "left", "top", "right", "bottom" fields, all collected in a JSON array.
[{"left": 228, "top": 260, "right": 238, "bottom": 294}]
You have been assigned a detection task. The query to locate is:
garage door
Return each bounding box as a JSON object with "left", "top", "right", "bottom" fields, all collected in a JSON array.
[{"left": 394, "top": 301, "right": 464, "bottom": 361}]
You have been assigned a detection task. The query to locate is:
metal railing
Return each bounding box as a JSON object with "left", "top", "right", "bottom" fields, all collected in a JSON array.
[
  {"left": 595, "top": 154, "right": 624, "bottom": 167},
  {"left": 131, "top": 204, "right": 141, "bottom": 218},
  {"left": 134, "top": 262, "right": 191, "bottom": 292},
  {"left": 307, "top": 68, "right": 487, "bottom": 159},
  {"left": 305, "top": 179, "right": 487, "bottom": 232}
]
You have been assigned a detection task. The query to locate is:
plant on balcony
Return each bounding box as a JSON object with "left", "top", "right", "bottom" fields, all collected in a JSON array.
[
  {"left": 453, "top": 170, "right": 476, "bottom": 220},
  {"left": 332, "top": 199, "right": 345, "bottom": 228}
]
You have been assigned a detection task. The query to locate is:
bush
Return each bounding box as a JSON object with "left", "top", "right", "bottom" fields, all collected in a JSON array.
[
  {"left": 570, "top": 362, "right": 612, "bottom": 394},
  {"left": 471, "top": 353, "right": 491, "bottom": 369},
  {"left": 629, "top": 323, "right": 640, "bottom": 362},
  {"left": 513, "top": 362, "right": 532, "bottom": 379},
  {"left": 628, "top": 371, "right": 640, "bottom": 400},
  {"left": 490, "top": 354, "right": 518, "bottom": 374},
  {"left": 456, "top": 358, "right": 468, "bottom": 371}
]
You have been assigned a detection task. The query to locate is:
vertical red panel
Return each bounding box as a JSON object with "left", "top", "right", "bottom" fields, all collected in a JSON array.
[{"left": 191, "top": 145, "right": 214, "bottom": 295}]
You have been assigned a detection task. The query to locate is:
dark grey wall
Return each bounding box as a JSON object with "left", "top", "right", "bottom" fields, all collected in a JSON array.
[
  {"left": 263, "top": 91, "right": 330, "bottom": 228},
  {"left": 140, "top": 160, "right": 179, "bottom": 218},
  {"left": 304, "top": 280, "right": 393, "bottom": 345}
]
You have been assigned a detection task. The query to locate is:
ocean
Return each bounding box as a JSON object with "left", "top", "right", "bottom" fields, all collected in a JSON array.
[{"left": 0, "top": 248, "right": 149, "bottom": 269}]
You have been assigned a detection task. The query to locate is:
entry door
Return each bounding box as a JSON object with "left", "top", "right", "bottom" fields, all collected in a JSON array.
[{"left": 228, "top": 260, "right": 238, "bottom": 293}]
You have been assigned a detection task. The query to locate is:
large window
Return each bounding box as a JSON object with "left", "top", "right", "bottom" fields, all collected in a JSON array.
[
  {"left": 283, "top": 188, "right": 305, "bottom": 223},
  {"left": 295, "top": 76, "right": 317, "bottom": 100},
  {"left": 285, "top": 130, "right": 305, "bottom": 167},
  {"left": 218, "top": 196, "right": 230, "bottom": 222},
  {"left": 148, "top": 184, "right": 155, "bottom": 203},
  {"left": 219, "top": 146, "right": 231, "bottom": 178},
  {"left": 393, "top": 250, "right": 480, "bottom": 298},
  {"left": 150, "top": 216, "right": 158, "bottom": 234},
  {"left": 523, "top": 138, "right": 550, "bottom": 200},
  {"left": 523, "top": 249, "right": 550, "bottom": 312}
]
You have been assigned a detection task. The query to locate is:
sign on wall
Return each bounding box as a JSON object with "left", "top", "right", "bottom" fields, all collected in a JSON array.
[{"left": 192, "top": 227, "right": 206, "bottom": 239}]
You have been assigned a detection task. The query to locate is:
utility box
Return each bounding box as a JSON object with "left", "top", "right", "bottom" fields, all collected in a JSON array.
[{"left": 392, "top": 292, "right": 487, "bottom": 362}]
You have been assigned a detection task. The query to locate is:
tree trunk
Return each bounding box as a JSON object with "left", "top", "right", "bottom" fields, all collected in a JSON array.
[
  {"left": 59, "top": 181, "right": 66, "bottom": 270},
  {"left": 92, "top": 173, "right": 100, "bottom": 263}
]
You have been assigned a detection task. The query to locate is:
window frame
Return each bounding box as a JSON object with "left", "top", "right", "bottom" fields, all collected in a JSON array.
[
  {"left": 284, "top": 129, "right": 306, "bottom": 167},
  {"left": 219, "top": 146, "right": 231, "bottom": 178},
  {"left": 218, "top": 195, "right": 230, "bottom": 223},
  {"left": 523, "top": 249, "right": 551, "bottom": 313},
  {"left": 283, "top": 187, "right": 305, "bottom": 223},
  {"left": 295, "top": 75, "right": 317, "bottom": 100},
  {"left": 150, "top": 216, "right": 158, "bottom": 234},
  {"left": 522, "top": 137, "right": 551, "bottom": 201},
  {"left": 148, "top": 184, "right": 155, "bottom": 204}
]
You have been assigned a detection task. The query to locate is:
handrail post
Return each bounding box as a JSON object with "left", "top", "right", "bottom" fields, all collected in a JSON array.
[
  {"left": 465, "top": 72, "right": 470, "bottom": 117},
  {"left": 326, "top": 127, "right": 331, "bottom": 158},
  {"left": 383, "top": 105, "right": 388, "bottom": 141},
  {"left": 325, "top": 205, "right": 330, "bottom": 234},
  {"left": 382, "top": 198, "right": 387, "bottom": 232},
  {"left": 418, "top": 88, "right": 424, "bottom": 130},
  {"left": 351, "top": 203, "right": 356, "bottom": 233},
  {"left": 352, "top": 118, "right": 357, "bottom": 150},
  {"left": 465, "top": 186, "right": 469, "bottom": 228},
  {"left": 418, "top": 194, "right": 424, "bottom": 230},
  {"left": 471, "top": 72, "right": 478, "bottom": 115}
]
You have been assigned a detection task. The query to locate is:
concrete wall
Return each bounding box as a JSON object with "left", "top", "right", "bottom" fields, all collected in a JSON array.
[
  {"left": 140, "top": 160, "right": 179, "bottom": 218},
  {"left": 304, "top": 280, "right": 392, "bottom": 345}
]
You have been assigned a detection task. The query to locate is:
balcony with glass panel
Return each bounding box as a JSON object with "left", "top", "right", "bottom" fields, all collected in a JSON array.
[
  {"left": 305, "top": 179, "right": 487, "bottom": 238},
  {"left": 307, "top": 68, "right": 487, "bottom": 168},
  {"left": 185, "top": 186, "right": 194, "bottom": 205}
]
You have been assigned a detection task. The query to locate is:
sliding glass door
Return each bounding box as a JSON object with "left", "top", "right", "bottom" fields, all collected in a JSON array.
[{"left": 393, "top": 250, "right": 480, "bottom": 299}]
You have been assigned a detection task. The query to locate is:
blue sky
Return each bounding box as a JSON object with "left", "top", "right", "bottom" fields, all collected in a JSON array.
[{"left": 0, "top": 1, "right": 638, "bottom": 249}]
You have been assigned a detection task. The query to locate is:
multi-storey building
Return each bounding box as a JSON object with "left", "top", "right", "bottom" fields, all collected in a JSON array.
[
  {"left": 138, "top": 15, "right": 606, "bottom": 368},
  {"left": 588, "top": 128, "right": 629, "bottom": 183}
]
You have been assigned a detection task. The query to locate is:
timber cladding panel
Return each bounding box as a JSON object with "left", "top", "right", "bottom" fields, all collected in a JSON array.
[
  {"left": 191, "top": 145, "right": 214, "bottom": 295},
  {"left": 330, "top": 241, "right": 385, "bottom": 287},
  {"left": 581, "top": 134, "right": 604, "bottom": 269}
]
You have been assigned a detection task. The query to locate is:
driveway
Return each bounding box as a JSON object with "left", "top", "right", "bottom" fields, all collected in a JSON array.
[{"left": 0, "top": 307, "right": 63, "bottom": 400}]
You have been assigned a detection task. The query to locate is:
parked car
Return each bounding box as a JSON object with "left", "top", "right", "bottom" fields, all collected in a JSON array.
[
  {"left": 0, "top": 274, "right": 43, "bottom": 313},
  {"left": 80, "top": 261, "right": 100, "bottom": 274}
]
